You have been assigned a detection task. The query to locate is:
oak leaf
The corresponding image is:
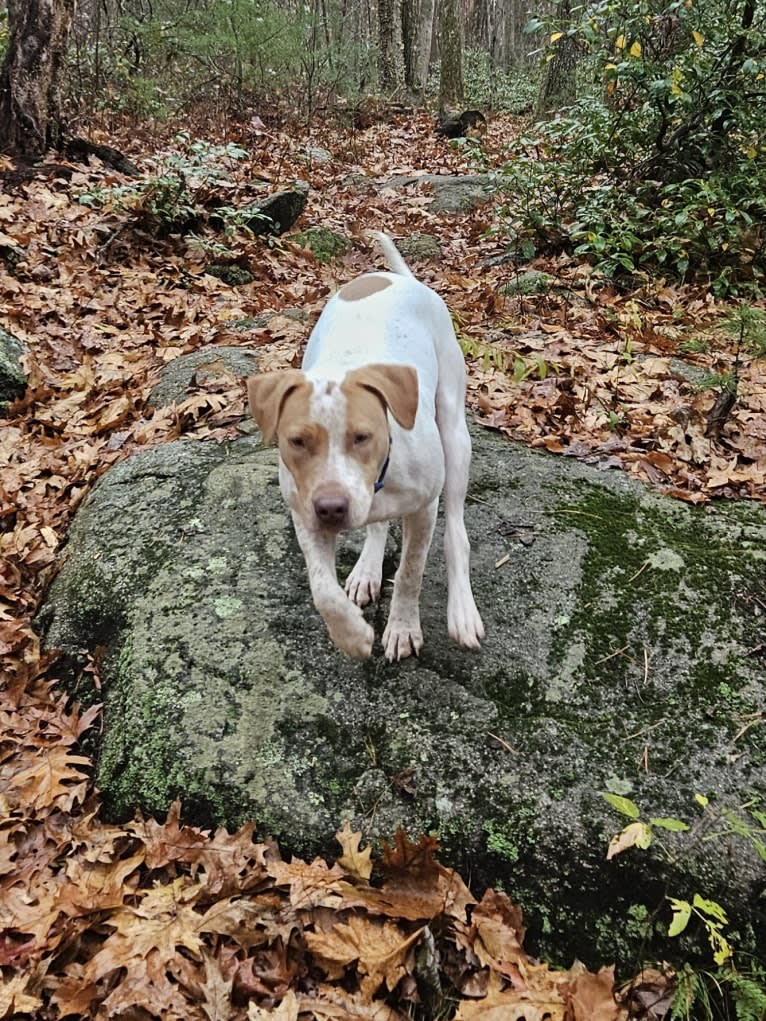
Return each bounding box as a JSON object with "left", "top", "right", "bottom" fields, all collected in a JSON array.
[
  {"left": 305, "top": 915, "right": 423, "bottom": 1001},
  {"left": 336, "top": 821, "right": 373, "bottom": 881}
]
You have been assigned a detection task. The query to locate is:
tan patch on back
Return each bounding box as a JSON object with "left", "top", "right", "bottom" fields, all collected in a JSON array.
[{"left": 338, "top": 274, "right": 392, "bottom": 302}]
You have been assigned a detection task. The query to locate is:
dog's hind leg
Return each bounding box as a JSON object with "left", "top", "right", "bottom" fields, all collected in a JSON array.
[{"left": 345, "top": 521, "right": 389, "bottom": 606}]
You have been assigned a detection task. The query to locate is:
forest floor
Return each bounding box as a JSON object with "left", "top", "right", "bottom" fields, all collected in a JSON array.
[{"left": 1, "top": 108, "right": 764, "bottom": 1020}]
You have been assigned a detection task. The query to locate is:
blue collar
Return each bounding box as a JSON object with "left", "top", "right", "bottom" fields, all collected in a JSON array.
[{"left": 374, "top": 436, "right": 392, "bottom": 493}]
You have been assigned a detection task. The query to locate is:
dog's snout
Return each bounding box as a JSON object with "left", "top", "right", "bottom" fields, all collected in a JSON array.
[{"left": 313, "top": 487, "right": 350, "bottom": 529}]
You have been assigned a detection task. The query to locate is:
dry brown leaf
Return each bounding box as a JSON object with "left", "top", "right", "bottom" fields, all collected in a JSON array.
[
  {"left": 248, "top": 989, "right": 300, "bottom": 1020},
  {"left": 306, "top": 915, "right": 423, "bottom": 1001},
  {"left": 336, "top": 821, "right": 373, "bottom": 881},
  {"left": 452, "top": 984, "right": 567, "bottom": 1020},
  {"left": 300, "top": 985, "right": 405, "bottom": 1019}
]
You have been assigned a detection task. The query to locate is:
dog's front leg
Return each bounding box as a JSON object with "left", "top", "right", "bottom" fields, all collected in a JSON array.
[
  {"left": 291, "top": 514, "right": 374, "bottom": 659},
  {"left": 345, "top": 521, "right": 389, "bottom": 607},
  {"left": 382, "top": 499, "right": 438, "bottom": 662}
]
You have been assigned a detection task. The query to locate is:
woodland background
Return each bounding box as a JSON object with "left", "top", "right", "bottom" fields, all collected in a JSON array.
[{"left": 1, "top": 0, "right": 766, "bottom": 1018}]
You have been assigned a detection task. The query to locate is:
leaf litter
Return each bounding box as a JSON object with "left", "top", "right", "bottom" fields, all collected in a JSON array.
[{"left": 1, "top": 109, "right": 758, "bottom": 1018}]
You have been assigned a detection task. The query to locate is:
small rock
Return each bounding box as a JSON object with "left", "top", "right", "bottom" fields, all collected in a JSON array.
[
  {"left": 669, "top": 358, "right": 711, "bottom": 387},
  {"left": 499, "top": 271, "right": 555, "bottom": 297},
  {"left": 302, "top": 146, "right": 333, "bottom": 165},
  {"left": 0, "top": 327, "right": 28, "bottom": 408},
  {"left": 210, "top": 184, "right": 309, "bottom": 237},
  {"left": 147, "top": 346, "right": 260, "bottom": 409}
]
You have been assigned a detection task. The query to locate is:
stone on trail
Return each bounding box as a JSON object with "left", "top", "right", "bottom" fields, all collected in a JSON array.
[{"left": 38, "top": 418, "right": 766, "bottom": 966}]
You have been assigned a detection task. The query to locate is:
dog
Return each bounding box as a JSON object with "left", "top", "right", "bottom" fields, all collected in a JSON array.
[{"left": 247, "top": 232, "right": 484, "bottom": 661}]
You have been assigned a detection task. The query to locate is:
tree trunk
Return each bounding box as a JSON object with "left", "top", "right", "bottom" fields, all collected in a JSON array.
[
  {"left": 0, "top": 0, "right": 76, "bottom": 159},
  {"left": 413, "top": 0, "right": 436, "bottom": 95},
  {"left": 439, "top": 0, "right": 464, "bottom": 110},
  {"left": 378, "top": 0, "right": 406, "bottom": 93},
  {"left": 535, "top": 0, "right": 578, "bottom": 117},
  {"left": 401, "top": 0, "right": 417, "bottom": 91}
]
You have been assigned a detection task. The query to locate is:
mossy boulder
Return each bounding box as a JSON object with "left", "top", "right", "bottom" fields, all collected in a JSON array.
[
  {"left": 38, "top": 428, "right": 766, "bottom": 968},
  {"left": 395, "top": 234, "right": 442, "bottom": 263}
]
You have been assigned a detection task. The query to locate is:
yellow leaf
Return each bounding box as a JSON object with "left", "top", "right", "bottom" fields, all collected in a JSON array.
[
  {"left": 550, "top": 31, "right": 564, "bottom": 43},
  {"left": 615, "top": 34, "right": 626, "bottom": 50},
  {"left": 630, "top": 40, "right": 642, "bottom": 57},
  {"left": 692, "top": 30, "right": 704, "bottom": 46}
]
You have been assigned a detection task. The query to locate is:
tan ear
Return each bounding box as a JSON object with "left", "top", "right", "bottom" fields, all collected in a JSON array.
[
  {"left": 246, "top": 370, "right": 308, "bottom": 443},
  {"left": 346, "top": 364, "right": 418, "bottom": 430}
]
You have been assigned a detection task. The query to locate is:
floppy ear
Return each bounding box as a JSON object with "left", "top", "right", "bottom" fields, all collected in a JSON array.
[
  {"left": 246, "top": 370, "right": 307, "bottom": 443},
  {"left": 346, "top": 364, "right": 419, "bottom": 430}
]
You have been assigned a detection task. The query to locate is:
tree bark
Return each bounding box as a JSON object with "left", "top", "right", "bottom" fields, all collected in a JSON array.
[
  {"left": 0, "top": 0, "right": 76, "bottom": 159},
  {"left": 378, "top": 0, "right": 406, "bottom": 93},
  {"left": 439, "top": 0, "right": 464, "bottom": 110},
  {"left": 412, "top": 0, "right": 436, "bottom": 95},
  {"left": 535, "top": 0, "right": 578, "bottom": 117}
]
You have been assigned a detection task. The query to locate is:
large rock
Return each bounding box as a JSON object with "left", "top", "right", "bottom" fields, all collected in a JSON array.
[{"left": 38, "top": 427, "right": 766, "bottom": 967}]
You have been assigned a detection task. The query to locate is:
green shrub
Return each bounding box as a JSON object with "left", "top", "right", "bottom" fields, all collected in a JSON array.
[
  {"left": 497, "top": 0, "right": 766, "bottom": 292},
  {"left": 494, "top": 96, "right": 766, "bottom": 292},
  {"left": 76, "top": 133, "right": 251, "bottom": 237}
]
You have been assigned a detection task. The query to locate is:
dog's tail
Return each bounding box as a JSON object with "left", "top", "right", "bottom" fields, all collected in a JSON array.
[{"left": 372, "top": 231, "right": 414, "bottom": 278}]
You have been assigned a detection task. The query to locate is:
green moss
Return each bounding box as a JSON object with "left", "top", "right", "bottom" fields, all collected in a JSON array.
[
  {"left": 290, "top": 227, "right": 348, "bottom": 263},
  {"left": 206, "top": 263, "right": 254, "bottom": 286},
  {"left": 483, "top": 819, "right": 521, "bottom": 863}
]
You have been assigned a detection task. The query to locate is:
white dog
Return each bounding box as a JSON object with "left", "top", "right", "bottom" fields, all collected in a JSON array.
[{"left": 247, "top": 233, "right": 484, "bottom": 661}]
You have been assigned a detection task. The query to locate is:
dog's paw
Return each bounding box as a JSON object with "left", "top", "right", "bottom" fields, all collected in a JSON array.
[
  {"left": 344, "top": 562, "right": 382, "bottom": 607},
  {"left": 382, "top": 617, "right": 423, "bottom": 662},
  {"left": 327, "top": 603, "right": 375, "bottom": 659},
  {"left": 448, "top": 592, "right": 485, "bottom": 649}
]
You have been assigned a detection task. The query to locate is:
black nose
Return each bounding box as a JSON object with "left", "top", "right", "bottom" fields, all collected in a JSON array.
[{"left": 313, "top": 490, "right": 349, "bottom": 529}]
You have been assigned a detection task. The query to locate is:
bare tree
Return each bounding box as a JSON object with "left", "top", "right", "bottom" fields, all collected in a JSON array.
[
  {"left": 536, "top": 0, "right": 579, "bottom": 115},
  {"left": 0, "top": 0, "right": 76, "bottom": 158},
  {"left": 439, "top": 0, "right": 464, "bottom": 109},
  {"left": 378, "top": 0, "right": 406, "bottom": 92},
  {"left": 408, "top": 0, "right": 436, "bottom": 96}
]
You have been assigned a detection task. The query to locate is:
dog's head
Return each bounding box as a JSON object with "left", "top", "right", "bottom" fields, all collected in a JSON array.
[{"left": 247, "top": 364, "right": 418, "bottom": 531}]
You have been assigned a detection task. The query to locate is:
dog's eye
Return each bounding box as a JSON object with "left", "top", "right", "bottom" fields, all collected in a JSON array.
[
  {"left": 353, "top": 433, "right": 371, "bottom": 445},
  {"left": 288, "top": 436, "right": 306, "bottom": 449}
]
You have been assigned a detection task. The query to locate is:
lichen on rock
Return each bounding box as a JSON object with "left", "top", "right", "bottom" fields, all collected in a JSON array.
[{"left": 38, "top": 426, "right": 766, "bottom": 967}]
